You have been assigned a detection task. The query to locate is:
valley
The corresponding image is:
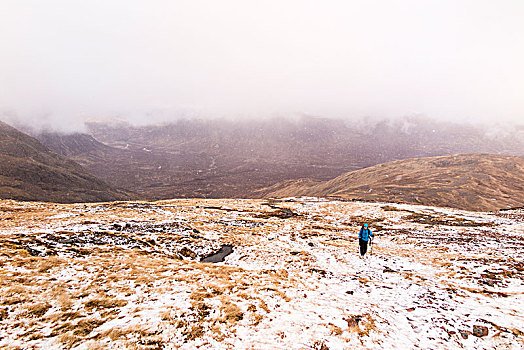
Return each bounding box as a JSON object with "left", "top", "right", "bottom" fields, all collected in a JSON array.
[{"left": 35, "top": 117, "right": 524, "bottom": 201}]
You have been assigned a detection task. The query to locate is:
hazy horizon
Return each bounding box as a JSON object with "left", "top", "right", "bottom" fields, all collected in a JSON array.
[{"left": 1, "top": 1, "right": 523, "bottom": 131}]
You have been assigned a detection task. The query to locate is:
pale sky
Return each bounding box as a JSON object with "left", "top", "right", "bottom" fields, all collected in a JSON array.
[{"left": 1, "top": 0, "right": 523, "bottom": 129}]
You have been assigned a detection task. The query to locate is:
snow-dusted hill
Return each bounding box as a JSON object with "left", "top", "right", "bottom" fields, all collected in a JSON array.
[{"left": 0, "top": 198, "right": 522, "bottom": 349}]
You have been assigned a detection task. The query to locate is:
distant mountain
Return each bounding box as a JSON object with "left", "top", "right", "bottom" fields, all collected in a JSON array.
[
  {"left": 256, "top": 154, "right": 524, "bottom": 211},
  {"left": 35, "top": 116, "right": 524, "bottom": 200},
  {"left": 0, "top": 121, "right": 130, "bottom": 203},
  {"left": 36, "top": 132, "right": 112, "bottom": 157}
]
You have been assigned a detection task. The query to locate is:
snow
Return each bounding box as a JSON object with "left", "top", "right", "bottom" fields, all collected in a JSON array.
[{"left": 0, "top": 198, "right": 522, "bottom": 349}]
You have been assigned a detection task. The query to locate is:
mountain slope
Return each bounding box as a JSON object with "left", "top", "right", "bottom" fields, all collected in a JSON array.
[
  {"left": 257, "top": 154, "right": 524, "bottom": 211},
  {"left": 34, "top": 116, "right": 524, "bottom": 200},
  {"left": 35, "top": 132, "right": 113, "bottom": 158},
  {"left": 0, "top": 121, "right": 130, "bottom": 203}
]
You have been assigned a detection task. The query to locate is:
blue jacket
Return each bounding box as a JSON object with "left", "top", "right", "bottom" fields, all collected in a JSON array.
[{"left": 359, "top": 228, "right": 373, "bottom": 241}]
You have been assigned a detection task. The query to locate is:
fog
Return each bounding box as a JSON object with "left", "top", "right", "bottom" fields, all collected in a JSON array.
[{"left": 1, "top": 1, "right": 523, "bottom": 131}]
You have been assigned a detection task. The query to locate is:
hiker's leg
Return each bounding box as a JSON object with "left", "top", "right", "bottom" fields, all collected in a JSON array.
[{"left": 359, "top": 239, "right": 367, "bottom": 256}]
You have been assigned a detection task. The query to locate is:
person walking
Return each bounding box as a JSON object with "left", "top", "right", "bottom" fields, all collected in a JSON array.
[{"left": 359, "top": 223, "right": 374, "bottom": 258}]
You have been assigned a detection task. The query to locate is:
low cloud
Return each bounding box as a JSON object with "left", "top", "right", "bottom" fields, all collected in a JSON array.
[{"left": 1, "top": 1, "right": 523, "bottom": 131}]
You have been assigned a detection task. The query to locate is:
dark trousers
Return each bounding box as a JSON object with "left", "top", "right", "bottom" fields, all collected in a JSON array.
[{"left": 359, "top": 239, "right": 368, "bottom": 256}]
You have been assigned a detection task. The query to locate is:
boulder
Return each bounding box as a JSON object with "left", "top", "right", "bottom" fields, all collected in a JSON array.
[{"left": 473, "top": 325, "right": 488, "bottom": 337}]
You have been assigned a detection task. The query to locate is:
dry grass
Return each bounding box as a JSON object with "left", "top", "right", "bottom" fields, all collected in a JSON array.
[
  {"left": 45, "top": 311, "right": 83, "bottom": 323},
  {"left": 252, "top": 313, "right": 264, "bottom": 326},
  {"left": 57, "top": 293, "right": 74, "bottom": 310},
  {"left": 37, "top": 257, "right": 64, "bottom": 273},
  {"left": 211, "top": 323, "right": 226, "bottom": 341},
  {"left": 24, "top": 303, "right": 51, "bottom": 318},
  {"left": 98, "top": 327, "right": 126, "bottom": 341},
  {"left": 185, "top": 324, "right": 204, "bottom": 340},
  {"left": 344, "top": 314, "right": 377, "bottom": 337},
  {"left": 220, "top": 300, "right": 243, "bottom": 323},
  {"left": 59, "top": 333, "right": 79, "bottom": 348},
  {"left": 0, "top": 308, "right": 8, "bottom": 320},
  {"left": 329, "top": 323, "right": 343, "bottom": 336},
  {"left": 261, "top": 286, "right": 291, "bottom": 302},
  {"left": 73, "top": 318, "right": 105, "bottom": 336},
  {"left": 85, "top": 341, "right": 105, "bottom": 350},
  {"left": 190, "top": 290, "right": 216, "bottom": 301},
  {"left": 84, "top": 296, "right": 128, "bottom": 311},
  {"left": 258, "top": 299, "right": 271, "bottom": 313}
]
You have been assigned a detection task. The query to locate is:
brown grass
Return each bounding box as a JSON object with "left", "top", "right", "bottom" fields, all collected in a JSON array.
[
  {"left": 86, "top": 341, "right": 105, "bottom": 350},
  {"left": 0, "top": 308, "right": 8, "bottom": 320},
  {"left": 184, "top": 324, "right": 204, "bottom": 340},
  {"left": 37, "top": 257, "right": 63, "bottom": 273},
  {"left": 211, "top": 323, "right": 226, "bottom": 341},
  {"left": 344, "top": 314, "right": 377, "bottom": 337},
  {"left": 25, "top": 303, "right": 51, "bottom": 318},
  {"left": 99, "top": 328, "right": 126, "bottom": 341},
  {"left": 45, "top": 311, "right": 83, "bottom": 323},
  {"left": 27, "top": 332, "right": 45, "bottom": 341},
  {"left": 220, "top": 300, "right": 243, "bottom": 323},
  {"left": 84, "top": 296, "right": 128, "bottom": 310},
  {"left": 59, "top": 333, "right": 80, "bottom": 348},
  {"left": 190, "top": 290, "right": 215, "bottom": 301},
  {"left": 329, "top": 323, "right": 343, "bottom": 336},
  {"left": 2, "top": 285, "right": 27, "bottom": 297},
  {"left": 73, "top": 318, "right": 105, "bottom": 336},
  {"left": 252, "top": 313, "right": 264, "bottom": 326},
  {"left": 258, "top": 299, "right": 270, "bottom": 313},
  {"left": 57, "top": 293, "right": 74, "bottom": 310}
]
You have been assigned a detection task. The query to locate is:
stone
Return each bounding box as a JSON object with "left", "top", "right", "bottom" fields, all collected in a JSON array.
[
  {"left": 459, "top": 330, "right": 469, "bottom": 339},
  {"left": 473, "top": 325, "right": 488, "bottom": 337}
]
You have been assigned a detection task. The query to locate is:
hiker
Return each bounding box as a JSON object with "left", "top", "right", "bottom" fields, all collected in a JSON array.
[{"left": 359, "top": 223, "right": 374, "bottom": 257}]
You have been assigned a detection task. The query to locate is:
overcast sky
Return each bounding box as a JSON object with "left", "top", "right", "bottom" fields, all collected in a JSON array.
[{"left": 1, "top": 0, "right": 523, "bottom": 129}]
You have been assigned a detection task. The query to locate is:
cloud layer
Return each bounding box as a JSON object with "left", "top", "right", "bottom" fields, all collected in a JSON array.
[{"left": 1, "top": 0, "right": 523, "bottom": 129}]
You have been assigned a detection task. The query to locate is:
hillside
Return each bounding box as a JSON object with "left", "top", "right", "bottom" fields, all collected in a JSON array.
[
  {"left": 256, "top": 154, "right": 524, "bottom": 212},
  {"left": 35, "top": 132, "right": 113, "bottom": 158},
  {"left": 0, "top": 198, "right": 522, "bottom": 348},
  {"left": 0, "top": 121, "right": 129, "bottom": 203},
  {"left": 34, "top": 116, "right": 524, "bottom": 200}
]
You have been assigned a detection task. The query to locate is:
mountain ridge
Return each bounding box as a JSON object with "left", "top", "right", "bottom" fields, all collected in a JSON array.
[
  {"left": 255, "top": 153, "right": 524, "bottom": 211},
  {"left": 0, "top": 121, "right": 130, "bottom": 203}
]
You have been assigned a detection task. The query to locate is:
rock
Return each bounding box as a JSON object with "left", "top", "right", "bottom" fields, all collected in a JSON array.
[
  {"left": 112, "top": 223, "right": 123, "bottom": 231},
  {"left": 312, "top": 340, "right": 329, "bottom": 350},
  {"left": 344, "top": 315, "right": 362, "bottom": 328},
  {"left": 345, "top": 290, "right": 354, "bottom": 295},
  {"left": 24, "top": 246, "right": 43, "bottom": 256},
  {"left": 383, "top": 266, "right": 397, "bottom": 273},
  {"left": 473, "top": 325, "right": 488, "bottom": 337},
  {"left": 179, "top": 247, "right": 196, "bottom": 259},
  {"left": 459, "top": 330, "right": 470, "bottom": 339}
]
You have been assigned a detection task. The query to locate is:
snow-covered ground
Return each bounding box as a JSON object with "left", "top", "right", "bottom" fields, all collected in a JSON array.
[{"left": 0, "top": 198, "right": 522, "bottom": 349}]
